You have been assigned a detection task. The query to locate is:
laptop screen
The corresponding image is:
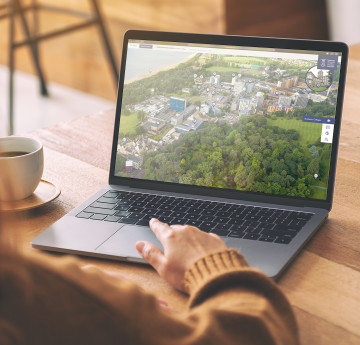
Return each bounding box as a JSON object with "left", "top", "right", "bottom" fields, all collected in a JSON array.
[{"left": 114, "top": 38, "right": 343, "bottom": 201}]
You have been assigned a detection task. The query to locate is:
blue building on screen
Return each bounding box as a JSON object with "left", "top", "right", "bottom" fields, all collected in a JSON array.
[{"left": 170, "top": 97, "right": 186, "bottom": 112}]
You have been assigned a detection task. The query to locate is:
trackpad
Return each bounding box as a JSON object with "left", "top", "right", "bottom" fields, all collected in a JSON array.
[{"left": 95, "top": 225, "right": 163, "bottom": 260}]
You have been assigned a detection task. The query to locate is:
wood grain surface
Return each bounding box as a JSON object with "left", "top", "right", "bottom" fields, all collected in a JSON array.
[
  {"left": 225, "top": 0, "right": 329, "bottom": 40},
  {"left": 3, "top": 44, "right": 360, "bottom": 345}
]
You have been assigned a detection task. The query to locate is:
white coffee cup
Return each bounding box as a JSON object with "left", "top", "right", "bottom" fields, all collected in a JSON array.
[{"left": 0, "top": 136, "right": 44, "bottom": 201}]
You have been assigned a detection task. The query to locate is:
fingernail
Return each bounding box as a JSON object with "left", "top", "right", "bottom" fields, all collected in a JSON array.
[{"left": 136, "top": 241, "right": 145, "bottom": 253}]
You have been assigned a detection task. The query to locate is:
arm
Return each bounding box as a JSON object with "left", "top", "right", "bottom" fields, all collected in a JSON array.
[
  {"left": 0, "top": 220, "right": 299, "bottom": 345},
  {"left": 135, "top": 219, "right": 299, "bottom": 345}
]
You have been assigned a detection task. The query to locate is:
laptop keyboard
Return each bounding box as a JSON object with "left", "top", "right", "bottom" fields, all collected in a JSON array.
[{"left": 76, "top": 190, "right": 314, "bottom": 245}]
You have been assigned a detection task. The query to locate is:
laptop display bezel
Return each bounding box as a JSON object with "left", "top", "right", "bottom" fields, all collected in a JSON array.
[{"left": 109, "top": 30, "right": 348, "bottom": 211}]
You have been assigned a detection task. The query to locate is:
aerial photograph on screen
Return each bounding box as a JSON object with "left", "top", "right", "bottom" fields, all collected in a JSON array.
[{"left": 115, "top": 45, "right": 341, "bottom": 200}]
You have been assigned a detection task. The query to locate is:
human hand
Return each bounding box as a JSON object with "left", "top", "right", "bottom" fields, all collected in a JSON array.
[{"left": 135, "top": 218, "right": 227, "bottom": 293}]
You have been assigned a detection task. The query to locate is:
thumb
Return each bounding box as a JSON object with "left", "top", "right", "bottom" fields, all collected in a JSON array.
[{"left": 136, "top": 241, "right": 165, "bottom": 271}]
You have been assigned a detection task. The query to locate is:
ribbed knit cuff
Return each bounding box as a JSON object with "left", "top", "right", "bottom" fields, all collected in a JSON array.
[{"left": 184, "top": 249, "right": 248, "bottom": 297}]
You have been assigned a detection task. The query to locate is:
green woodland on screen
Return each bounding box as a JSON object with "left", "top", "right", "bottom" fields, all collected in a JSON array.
[
  {"left": 117, "top": 111, "right": 332, "bottom": 200},
  {"left": 116, "top": 53, "right": 337, "bottom": 200}
]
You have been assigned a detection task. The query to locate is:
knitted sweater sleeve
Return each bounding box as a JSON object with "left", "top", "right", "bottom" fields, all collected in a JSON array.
[{"left": 0, "top": 250, "right": 299, "bottom": 345}]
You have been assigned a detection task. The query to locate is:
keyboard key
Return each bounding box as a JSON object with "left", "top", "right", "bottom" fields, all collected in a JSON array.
[
  {"left": 231, "top": 205, "right": 247, "bottom": 212},
  {"left": 186, "top": 220, "right": 203, "bottom": 227},
  {"left": 201, "top": 221, "right": 217, "bottom": 229},
  {"left": 277, "top": 218, "right": 293, "bottom": 226},
  {"left": 211, "top": 229, "right": 230, "bottom": 237},
  {"left": 116, "top": 200, "right": 132, "bottom": 207},
  {"left": 169, "top": 218, "right": 187, "bottom": 225},
  {"left": 132, "top": 201, "right": 147, "bottom": 207},
  {"left": 247, "top": 227, "right": 262, "bottom": 234},
  {"left": 173, "top": 197, "right": 186, "bottom": 202},
  {"left": 90, "top": 214, "right": 106, "bottom": 220},
  {"left": 242, "top": 220, "right": 261, "bottom": 228},
  {"left": 91, "top": 201, "right": 115, "bottom": 210},
  {"left": 154, "top": 210, "right": 169, "bottom": 216},
  {"left": 258, "top": 236, "right": 276, "bottom": 242},
  {"left": 97, "top": 197, "right": 118, "bottom": 204},
  {"left": 257, "top": 222, "right": 275, "bottom": 230},
  {"left": 115, "top": 211, "right": 131, "bottom": 217},
  {"left": 114, "top": 191, "right": 129, "bottom": 197},
  {"left": 260, "top": 229, "right": 279, "bottom": 237},
  {"left": 201, "top": 209, "right": 215, "bottom": 216},
  {"left": 288, "top": 221, "right": 307, "bottom": 230},
  {"left": 158, "top": 216, "right": 174, "bottom": 223},
  {"left": 281, "top": 230, "right": 298, "bottom": 238},
  {"left": 103, "top": 191, "right": 120, "bottom": 198},
  {"left": 215, "top": 211, "right": 233, "bottom": 218},
  {"left": 299, "top": 213, "right": 313, "bottom": 220},
  {"left": 142, "top": 208, "right": 158, "bottom": 215},
  {"left": 243, "top": 233, "right": 261, "bottom": 241},
  {"left": 128, "top": 206, "right": 145, "bottom": 213},
  {"left": 232, "top": 213, "right": 247, "bottom": 220},
  {"left": 244, "top": 214, "right": 261, "bottom": 221},
  {"left": 229, "top": 224, "right": 248, "bottom": 232},
  {"left": 158, "top": 204, "right": 175, "bottom": 211},
  {"left": 184, "top": 200, "right": 201, "bottom": 208},
  {"left": 84, "top": 207, "right": 117, "bottom": 215},
  {"left": 173, "top": 206, "right": 189, "bottom": 213},
  {"left": 115, "top": 205, "right": 130, "bottom": 211},
  {"left": 272, "top": 227, "right": 298, "bottom": 237},
  {"left": 175, "top": 201, "right": 189, "bottom": 207},
  {"left": 159, "top": 196, "right": 172, "bottom": 202},
  {"left": 289, "top": 212, "right": 313, "bottom": 221},
  {"left": 136, "top": 219, "right": 150, "bottom": 226},
  {"left": 199, "top": 215, "right": 216, "bottom": 222},
  {"left": 104, "top": 215, "right": 121, "bottom": 222},
  {"left": 203, "top": 203, "right": 216, "bottom": 210},
  {"left": 213, "top": 223, "right": 231, "bottom": 231},
  {"left": 272, "top": 224, "right": 292, "bottom": 232},
  {"left": 275, "top": 237, "right": 292, "bottom": 244},
  {"left": 214, "top": 205, "right": 231, "bottom": 213},
  {"left": 228, "top": 230, "right": 246, "bottom": 238},
  {"left": 146, "top": 203, "right": 161, "bottom": 209},
  {"left": 76, "top": 211, "right": 92, "bottom": 219},
  {"left": 187, "top": 207, "right": 203, "bottom": 215},
  {"left": 170, "top": 211, "right": 187, "bottom": 218},
  {"left": 232, "top": 218, "right": 247, "bottom": 225},
  {"left": 214, "top": 216, "right": 231, "bottom": 224},
  {"left": 119, "top": 217, "right": 137, "bottom": 224},
  {"left": 128, "top": 212, "right": 145, "bottom": 220}
]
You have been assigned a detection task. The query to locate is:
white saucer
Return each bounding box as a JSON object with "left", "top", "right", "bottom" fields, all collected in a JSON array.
[{"left": 0, "top": 179, "right": 61, "bottom": 212}]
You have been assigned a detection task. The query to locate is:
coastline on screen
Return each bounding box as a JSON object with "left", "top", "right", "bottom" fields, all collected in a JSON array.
[{"left": 114, "top": 40, "right": 342, "bottom": 201}]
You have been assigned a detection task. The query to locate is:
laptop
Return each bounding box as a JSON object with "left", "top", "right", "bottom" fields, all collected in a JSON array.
[{"left": 32, "top": 30, "right": 348, "bottom": 279}]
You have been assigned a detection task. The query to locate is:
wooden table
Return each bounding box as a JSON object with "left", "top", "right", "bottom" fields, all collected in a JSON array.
[{"left": 8, "top": 44, "right": 360, "bottom": 345}]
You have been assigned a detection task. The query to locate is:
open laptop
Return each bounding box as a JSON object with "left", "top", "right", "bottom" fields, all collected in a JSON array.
[{"left": 32, "top": 30, "right": 348, "bottom": 279}]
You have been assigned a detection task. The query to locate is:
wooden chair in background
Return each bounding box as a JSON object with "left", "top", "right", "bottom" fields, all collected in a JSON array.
[{"left": 1, "top": 0, "right": 119, "bottom": 134}]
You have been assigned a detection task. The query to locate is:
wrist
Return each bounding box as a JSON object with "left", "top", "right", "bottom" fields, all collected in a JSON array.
[{"left": 184, "top": 249, "right": 248, "bottom": 296}]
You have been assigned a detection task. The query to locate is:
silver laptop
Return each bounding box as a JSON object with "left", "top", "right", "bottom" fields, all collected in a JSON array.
[{"left": 32, "top": 30, "right": 348, "bottom": 279}]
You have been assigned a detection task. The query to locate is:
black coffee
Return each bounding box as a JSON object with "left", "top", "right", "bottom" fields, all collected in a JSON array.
[{"left": 0, "top": 151, "right": 29, "bottom": 158}]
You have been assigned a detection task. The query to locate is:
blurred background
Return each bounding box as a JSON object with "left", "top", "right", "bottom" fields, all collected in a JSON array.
[{"left": 0, "top": 0, "right": 359, "bottom": 136}]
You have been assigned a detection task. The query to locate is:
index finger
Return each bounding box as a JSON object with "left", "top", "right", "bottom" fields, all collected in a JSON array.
[{"left": 149, "top": 218, "right": 173, "bottom": 242}]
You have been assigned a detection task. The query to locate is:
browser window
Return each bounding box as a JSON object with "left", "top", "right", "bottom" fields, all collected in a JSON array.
[{"left": 115, "top": 39, "right": 342, "bottom": 200}]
